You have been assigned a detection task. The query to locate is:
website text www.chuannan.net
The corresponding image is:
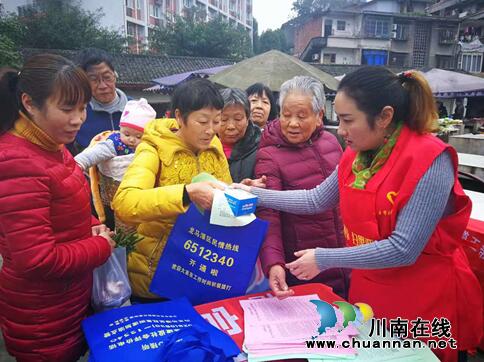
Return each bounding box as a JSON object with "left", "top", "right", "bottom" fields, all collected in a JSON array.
[{"left": 305, "top": 337, "right": 457, "bottom": 350}]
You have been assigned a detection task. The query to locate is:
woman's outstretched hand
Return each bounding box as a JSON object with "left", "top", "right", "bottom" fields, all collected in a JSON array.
[
  {"left": 186, "top": 181, "right": 225, "bottom": 210},
  {"left": 286, "top": 249, "right": 320, "bottom": 281},
  {"left": 231, "top": 176, "right": 267, "bottom": 191}
]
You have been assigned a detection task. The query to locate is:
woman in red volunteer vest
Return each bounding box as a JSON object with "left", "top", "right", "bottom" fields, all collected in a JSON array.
[{"left": 236, "top": 66, "right": 482, "bottom": 362}]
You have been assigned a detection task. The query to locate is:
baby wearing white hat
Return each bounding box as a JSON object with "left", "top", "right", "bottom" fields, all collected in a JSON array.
[{"left": 75, "top": 98, "right": 156, "bottom": 171}]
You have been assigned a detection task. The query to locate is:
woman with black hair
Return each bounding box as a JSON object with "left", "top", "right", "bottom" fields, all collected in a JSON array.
[
  {"left": 0, "top": 54, "right": 115, "bottom": 361},
  {"left": 219, "top": 88, "right": 261, "bottom": 183},
  {"left": 246, "top": 83, "right": 278, "bottom": 129},
  {"left": 237, "top": 67, "right": 481, "bottom": 361},
  {"left": 113, "top": 78, "right": 232, "bottom": 302}
]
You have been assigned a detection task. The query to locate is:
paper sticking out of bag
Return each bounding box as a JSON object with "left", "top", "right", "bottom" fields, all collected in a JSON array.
[
  {"left": 190, "top": 172, "right": 257, "bottom": 226},
  {"left": 210, "top": 189, "right": 256, "bottom": 227}
]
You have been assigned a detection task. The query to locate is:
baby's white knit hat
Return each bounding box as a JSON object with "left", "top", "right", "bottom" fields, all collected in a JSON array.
[{"left": 119, "top": 98, "right": 156, "bottom": 132}]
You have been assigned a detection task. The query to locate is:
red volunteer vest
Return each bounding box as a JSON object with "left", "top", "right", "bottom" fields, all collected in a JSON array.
[{"left": 338, "top": 126, "right": 482, "bottom": 361}]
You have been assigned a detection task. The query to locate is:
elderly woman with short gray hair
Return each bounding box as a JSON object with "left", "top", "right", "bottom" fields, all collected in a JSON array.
[
  {"left": 219, "top": 88, "right": 262, "bottom": 183},
  {"left": 254, "top": 76, "right": 349, "bottom": 298}
]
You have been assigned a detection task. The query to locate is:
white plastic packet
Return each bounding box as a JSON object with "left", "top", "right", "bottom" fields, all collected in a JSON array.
[{"left": 91, "top": 247, "right": 131, "bottom": 312}]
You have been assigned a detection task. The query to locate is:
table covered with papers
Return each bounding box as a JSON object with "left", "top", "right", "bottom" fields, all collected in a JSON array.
[{"left": 195, "top": 283, "right": 439, "bottom": 361}]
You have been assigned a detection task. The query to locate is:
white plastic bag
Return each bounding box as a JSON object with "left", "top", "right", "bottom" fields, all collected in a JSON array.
[{"left": 92, "top": 247, "right": 131, "bottom": 312}]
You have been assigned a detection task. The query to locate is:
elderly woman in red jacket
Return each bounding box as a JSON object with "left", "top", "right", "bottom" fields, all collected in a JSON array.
[
  {"left": 255, "top": 75, "right": 349, "bottom": 298},
  {"left": 0, "top": 54, "right": 115, "bottom": 361}
]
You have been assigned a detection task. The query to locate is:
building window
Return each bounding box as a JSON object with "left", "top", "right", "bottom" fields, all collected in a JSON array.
[
  {"left": 220, "top": 0, "right": 227, "bottom": 12},
  {"left": 439, "top": 28, "right": 456, "bottom": 45},
  {"left": 436, "top": 55, "right": 453, "bottom": 69},
  {"left": 136, "top": 0, "right": 141, "bottom": 10},
  {"left": 126, "top": 0, "right": 134, "bottom": 9},
  {"left": 337, "top": 20, "right": 345, "bottom": 31},
  {"left": 184, "top": 0, "right": 193, "bottom": 8},
  {"left": 127, "top": 22, "right": 136, "bottom": 37},
  {"left": 389, "top": 52, "right": 408, "bottom": 66},
  {"left": 362, "top": 49, "right": 388, "bottom": 65},
  {"left": 324, "top": 19, "right": 333, "bottom": 37},
  {"left": 17, "top": 5, "right": 29, "bottom": 17},
  {"left": 150, "top": 4, "right": 161, "bottom": 18},
  {"left": 460, "top": 53, "right": 483, "bottom": 73},
  {"left": 392, "top": 24, "right": 408, "bottom": 41},
  {"left": 365, "top": 17, "right": 390, "bottom": 39},
  {"left": 323, "top": 53, "right": 336, "bottom": 64}
]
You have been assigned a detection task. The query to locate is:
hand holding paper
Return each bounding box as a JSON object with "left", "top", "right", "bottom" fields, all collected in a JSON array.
[
  {"left": 188, "top": 172, "right": 227, "bottom": 211},
  {"left": 189, "top": 172, "right": 259, "bottom": 227},
  {"left": 186, "top": 181, "right": 225, "bottom": 210}
]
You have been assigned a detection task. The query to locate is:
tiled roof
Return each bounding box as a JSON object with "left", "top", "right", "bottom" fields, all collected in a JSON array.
[{"left": 21, "top": 48, "right": 234, "bottom": 89}]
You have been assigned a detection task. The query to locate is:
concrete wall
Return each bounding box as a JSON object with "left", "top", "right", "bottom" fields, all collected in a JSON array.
[
  {"left": 323, "top": 47, "right": 358, "bottom": 64},
  {"left": 324, "top": 13, "right": 358, "bottom": 37},
  {"left": 428, "top": 22, "right": 457, "bottom": 67},
  {"left": 358, "top": 38, "right": 391, "bottom": 50},
  {"left": 391, "top": 38, "right": 411, "bottom": 53},
  {"left": 327, "top": 36, "right": 358, "bottom": 49},
  {"left": 449, "top": 134, "right": 484, "bottom": 155},
  {"left": 362, "top": 0, "right": 400, "bottom": 13}
]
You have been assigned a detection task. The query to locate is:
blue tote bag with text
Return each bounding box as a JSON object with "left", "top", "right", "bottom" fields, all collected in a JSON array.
[{"left": 150, "top": 204, "right": 268, "bottom": 305}]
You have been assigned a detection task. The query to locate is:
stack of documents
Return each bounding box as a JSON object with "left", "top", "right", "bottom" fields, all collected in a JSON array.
[
  {"left": 239, "top": 294, "right": 439, "bottom": 362},
  {"left": 240, "top": 294, "right": 358, "bottom": 361}
]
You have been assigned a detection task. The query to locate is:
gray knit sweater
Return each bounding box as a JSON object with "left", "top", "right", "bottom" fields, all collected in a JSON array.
[{"left": 251, "top": 151, "right": 454, "bottom": 271}]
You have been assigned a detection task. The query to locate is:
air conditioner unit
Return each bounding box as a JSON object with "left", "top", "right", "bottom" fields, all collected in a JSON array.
[{"left": 312, "top": 53, "right": 320, "bottom": 61}]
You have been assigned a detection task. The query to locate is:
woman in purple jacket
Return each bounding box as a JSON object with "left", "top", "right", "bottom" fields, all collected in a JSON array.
[{"left": 255, "top": 76, "right": 349, "bottom": 298}]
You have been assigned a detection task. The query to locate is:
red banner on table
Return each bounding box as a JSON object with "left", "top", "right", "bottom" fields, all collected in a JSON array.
[
  {"left": 194, "top": 283, "right": 342, "bottom": 349},
  {"left": 462, "top": 218, "right": 484, "bottom": 350}
]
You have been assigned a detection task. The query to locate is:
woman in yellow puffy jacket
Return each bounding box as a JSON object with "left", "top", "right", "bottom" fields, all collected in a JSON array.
[{"left": 113, "top": 79, "right": 232, "bottom": 301}]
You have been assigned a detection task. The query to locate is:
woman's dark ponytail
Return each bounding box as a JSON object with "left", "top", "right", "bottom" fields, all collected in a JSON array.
[
  {"left": 398, "top": 70, "right": 438, "bottom": 133},
  {"left": 0, "top": 68, "right": 20, "bottom": 134}
]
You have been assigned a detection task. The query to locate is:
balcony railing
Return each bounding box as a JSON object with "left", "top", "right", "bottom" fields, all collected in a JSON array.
[{"left": 439, "top": 29, "right": 456, "bottom": 45}]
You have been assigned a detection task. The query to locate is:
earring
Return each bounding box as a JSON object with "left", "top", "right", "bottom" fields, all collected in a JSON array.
[{"left": 383, "top": 134, "right": 390, "bottom": 144}]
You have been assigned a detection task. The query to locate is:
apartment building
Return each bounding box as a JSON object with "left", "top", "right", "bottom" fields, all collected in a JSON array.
[
  {"left": 429, "top": 0, "right": 484, "bottom": 73},
  {"left": 284, "top": 0, "right": 460, "bottom": 70},
  {"left": 3, "top": 0, "right": 253, "bottom": 53}
]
